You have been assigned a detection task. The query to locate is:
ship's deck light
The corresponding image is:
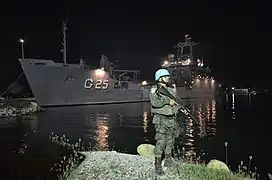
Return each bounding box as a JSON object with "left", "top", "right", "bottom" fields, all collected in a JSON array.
[
  {"left": 182, "top": 59, "right": 191, "bottom": 66},
  {"left": 197, "top": 63, "right": 204, "bottom": 67},
  {"left": 141, "top": 81, "right": 148, "bottom": 86},
  {"left": 95, "top": 68, "right": 106, "bottom": 77},
  {"left": 162, "top": 60, "right": 169, "bottom": 66}
]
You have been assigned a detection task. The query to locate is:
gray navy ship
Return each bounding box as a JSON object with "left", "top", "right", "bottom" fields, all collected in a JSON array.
[
  {"left": 19, "top": 22, "right": 149, "bottom": 107},
  {"left": 19, "top": 22, "right": 217, "bottom": 107}
]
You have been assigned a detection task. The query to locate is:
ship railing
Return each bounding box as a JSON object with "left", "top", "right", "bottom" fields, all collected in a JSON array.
[
  {"left": 114, "top": 80, "right": 140, "bottom": 90},
  {"left": 112, "top": 69, "right": 140, "bottom": 74},
  {"left": 111, "top": 69, "right": 140, "bottom": 81}
]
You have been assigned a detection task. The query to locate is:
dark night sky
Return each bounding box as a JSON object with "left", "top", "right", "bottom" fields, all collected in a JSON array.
[{"left": 0, "top": 1, "right": 271, "bottom": 90}]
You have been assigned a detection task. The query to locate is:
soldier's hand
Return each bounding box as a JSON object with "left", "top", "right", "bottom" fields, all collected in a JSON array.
[{"left": 169, "top": 99, "right": 177, "bottom": 106}]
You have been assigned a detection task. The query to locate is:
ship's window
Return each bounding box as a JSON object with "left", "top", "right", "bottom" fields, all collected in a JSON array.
[
  {"left": 64, "top": 75, "right": 76, "bottom": 82},
  {"left": 35, "top": 63, "right": 45, "bottom": 66}
]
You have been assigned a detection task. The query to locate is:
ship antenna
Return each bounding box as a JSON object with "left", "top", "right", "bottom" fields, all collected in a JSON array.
[{"left": 62, "top": 20, "right": 67, "bottom": 64}]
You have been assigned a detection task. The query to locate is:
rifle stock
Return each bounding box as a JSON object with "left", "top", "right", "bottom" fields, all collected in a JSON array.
[{"left": 157, "top": 85, "right": 198, "bottom": 123}]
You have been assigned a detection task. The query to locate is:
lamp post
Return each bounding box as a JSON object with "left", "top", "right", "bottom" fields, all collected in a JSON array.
[{"left": 19, "top": 38, "right": 24, "bottom": 59}]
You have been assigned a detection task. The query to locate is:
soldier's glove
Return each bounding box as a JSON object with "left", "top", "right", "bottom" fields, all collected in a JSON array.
[{"left": 170, "top": 99, "right": 178, "bottom": 106}]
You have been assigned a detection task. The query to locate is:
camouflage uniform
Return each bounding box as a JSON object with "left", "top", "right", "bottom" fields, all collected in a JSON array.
[{"left": 150, "top": 85, "right": 180, "bottom": 158}]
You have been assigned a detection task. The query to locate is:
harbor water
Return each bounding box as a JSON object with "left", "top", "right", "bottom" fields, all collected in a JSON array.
[{"left": 0, "top": 92, "right": 271, "bottom": 179}]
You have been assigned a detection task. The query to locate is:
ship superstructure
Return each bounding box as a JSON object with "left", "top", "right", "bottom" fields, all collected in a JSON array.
[{"left": 161, "top": 35, "right": 217, "bottom": 98}]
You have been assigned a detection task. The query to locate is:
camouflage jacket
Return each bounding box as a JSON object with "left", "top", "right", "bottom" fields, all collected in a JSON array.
[{"left": 150, "top": 84, "right": 176, "bottom": 117}]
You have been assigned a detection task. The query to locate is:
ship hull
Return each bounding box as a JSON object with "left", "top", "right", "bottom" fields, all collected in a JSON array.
[
  {"left": 19, "top": 59, "right": 149, "bottom": 107},
  {"left": 19, "top": 59, "right": 217, "bottom": 107}
]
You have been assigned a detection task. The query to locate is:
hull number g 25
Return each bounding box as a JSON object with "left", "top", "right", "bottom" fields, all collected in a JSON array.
[{"left": 84, "top": 79, "right": 109, "bottom": 89}]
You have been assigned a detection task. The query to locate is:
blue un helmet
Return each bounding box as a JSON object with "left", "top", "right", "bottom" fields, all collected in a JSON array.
[{"left": 155, "top": 69, "right": 170, "bottom": 81}]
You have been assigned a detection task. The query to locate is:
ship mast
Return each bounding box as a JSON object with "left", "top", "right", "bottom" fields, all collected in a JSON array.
[
  {"left": 174, "top": 34, "right": 199, "bottom": 60},
  {"left": 62, "top": 21, "right": 67, "bottom": 64}
]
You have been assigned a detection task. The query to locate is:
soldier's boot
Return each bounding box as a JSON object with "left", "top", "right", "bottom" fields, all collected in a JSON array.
[
  {"left": 164, "top": 154, "right": 173, "bottom": 167},
  {"left": 155, "top": 157, "right": 164, "bottom": 175}
]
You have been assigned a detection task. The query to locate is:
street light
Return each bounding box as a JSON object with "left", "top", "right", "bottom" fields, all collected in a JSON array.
[{"left": 19, "top": 38, "right": 24, "bottom": 59}]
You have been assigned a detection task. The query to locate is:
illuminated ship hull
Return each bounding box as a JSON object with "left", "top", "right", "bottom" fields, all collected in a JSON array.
[
  {"left": 19, "top": 58, "right": 150, "bottom": 107},
  {"left": 167, "top": 66, "right": 217, "bottom": 99}
]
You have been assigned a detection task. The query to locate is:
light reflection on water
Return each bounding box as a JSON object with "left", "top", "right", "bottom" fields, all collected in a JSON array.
[
  {"left": 95, "top": 113, "right": 110, "bottom": 150},
  {"left": 0, "top": 99, "right": 218, "bottom": 157},
  {"left": 75, "top": 99, "right": 216, "bottom": 158},
  {"left": 0, "top": 100, "right": 217, "bottom": 172},
  {"left": 142, "top": 112, "right": 148, "bottom": 133},
  {"left": 142, "top": 111, "right": 149, "bottom": 142},
  {"left": 177, "top": 99, "right": 217, "bottom": 158}
]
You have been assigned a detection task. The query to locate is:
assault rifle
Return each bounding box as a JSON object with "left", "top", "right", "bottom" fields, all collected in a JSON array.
[{"left": 157, "top": 85, "right": 198, "bottom": 123}]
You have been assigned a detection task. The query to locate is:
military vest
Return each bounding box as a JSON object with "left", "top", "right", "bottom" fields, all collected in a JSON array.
[{"left": 150, "top": 85, "right": 176, "bottom": 116}]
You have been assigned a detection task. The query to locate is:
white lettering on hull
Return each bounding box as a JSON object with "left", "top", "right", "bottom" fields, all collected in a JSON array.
[{"left": 84, "top": 79, "right": 109, "bottom": 89}]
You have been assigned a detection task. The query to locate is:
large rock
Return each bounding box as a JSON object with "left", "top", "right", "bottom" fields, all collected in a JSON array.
[
  {"left": 137, "top": 144, "right": 155, "bottom": 158},
  {"left": 69, "top": 151, "right": 250, "bottom": 180},
  {"left": 206, "top": 159, "right": 230, "bottom": 172}
]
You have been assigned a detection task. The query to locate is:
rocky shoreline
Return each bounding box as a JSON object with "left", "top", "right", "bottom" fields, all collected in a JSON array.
[
  {"left": 67, "top": 151, "right": 252, "bottom": 180},
  {"left": 0, "top": 99, "right": 42, "bottom": 117}
]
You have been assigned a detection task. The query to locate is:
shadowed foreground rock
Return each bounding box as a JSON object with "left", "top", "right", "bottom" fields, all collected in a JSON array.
[
  {"left": 68, "top": 151, "right": 252, "bottom": 180},
  {"left": 0, "top": 100, "right": 42, "bottom": 117}
]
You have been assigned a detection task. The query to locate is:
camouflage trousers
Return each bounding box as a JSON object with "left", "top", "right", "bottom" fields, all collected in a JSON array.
[{"left": 153, "top": 114, "right": 180, "bottom": 158}]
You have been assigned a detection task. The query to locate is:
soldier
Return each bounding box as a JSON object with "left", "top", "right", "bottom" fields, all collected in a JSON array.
[{"left": 150, "top": 68, "right": 180, "bottom": 175}]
